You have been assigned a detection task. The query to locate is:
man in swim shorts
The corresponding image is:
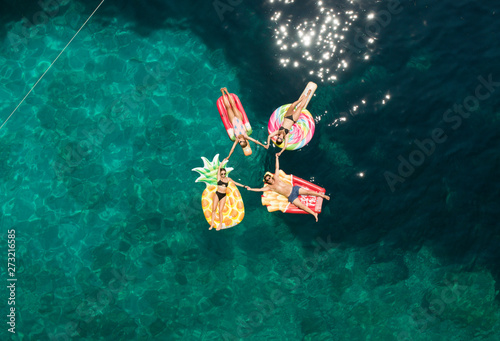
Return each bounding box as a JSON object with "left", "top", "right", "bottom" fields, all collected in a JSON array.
[
  {"left": 288, "top": 185, "right": 301, "bottom": 204},
  {"left": 246, "top": 154, "right": 329, "bottom": 222}
]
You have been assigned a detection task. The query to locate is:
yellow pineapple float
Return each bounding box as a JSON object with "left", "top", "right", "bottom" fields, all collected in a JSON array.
[{"left": 192, "top": 154, "right": 245, "bottom": 230}]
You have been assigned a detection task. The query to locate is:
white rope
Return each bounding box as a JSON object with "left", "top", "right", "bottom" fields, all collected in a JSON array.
[{"left": 0, "top": 0, "right": 106, "bottom": 131}]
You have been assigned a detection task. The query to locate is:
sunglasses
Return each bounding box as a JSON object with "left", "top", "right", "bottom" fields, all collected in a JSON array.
[{"left": 221, "top": 172, "right": 226, "bottom": 175}]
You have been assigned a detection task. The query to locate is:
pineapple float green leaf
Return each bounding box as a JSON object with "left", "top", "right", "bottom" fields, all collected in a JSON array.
[{"left": 192, "top": 154, "right": 233, "bottom": 186}]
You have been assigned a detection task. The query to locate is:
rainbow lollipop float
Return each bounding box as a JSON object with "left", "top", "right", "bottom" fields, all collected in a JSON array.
[{"left": 268, "top": 82, "right": 317, "bottom": 150}]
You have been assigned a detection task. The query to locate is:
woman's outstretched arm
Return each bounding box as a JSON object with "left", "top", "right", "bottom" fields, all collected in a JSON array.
[
  {"left": 277, "top": 135, "right": 289, "bottom": 156},
  {"left": 267, "top": 130, "right": 279, "bottom": 146},
  {"left": 274, "top": 153, "right": 280, "bottom": 176},
  {"left": 247, "top": 136, "right": 268, "bottom": 149},
  {"left": 228, "top": 178, "right": 245, "bottom": 188},
  {"left": 246, "top": 186, "right": 270, "bottom": 192},
  {"left": 226, "top": 139, "right": 239, "bottom": 160}
]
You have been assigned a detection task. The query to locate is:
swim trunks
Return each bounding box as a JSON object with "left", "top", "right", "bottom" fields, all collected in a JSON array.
[{"left": 288, "top": 185, "right": 301, "bottom": 203}]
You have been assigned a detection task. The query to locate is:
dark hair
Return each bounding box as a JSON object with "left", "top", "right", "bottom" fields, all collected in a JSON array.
[
  {"left": 263, "top": 174, "right": 271, "bottom": 184},
  {"left": 239, "top": 140, "right": 248, "bottom": 148},
  {"left": 220, "top": 168, "right": 226, "bottom": 173},
  {"left": 276, "top": 137, "right": 283, "bottom": 145}
]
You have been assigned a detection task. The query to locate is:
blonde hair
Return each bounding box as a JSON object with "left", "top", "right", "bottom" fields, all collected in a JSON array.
[{"left": 243, "top": 144, "right": 252, "bottom": 156}]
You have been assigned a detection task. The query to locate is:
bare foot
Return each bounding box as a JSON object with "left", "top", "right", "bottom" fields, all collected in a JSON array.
[
  {"left": 313, "top": 213, "right": 318, "bottom": 222},
  {"left": 323, "top": 194, "right": 330, "bottom": 200},
  {"left": 209, "top": 224, "right": 214, "bottom": 230}
]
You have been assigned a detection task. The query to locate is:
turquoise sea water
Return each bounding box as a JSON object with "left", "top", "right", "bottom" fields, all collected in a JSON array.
[{"left": 1, "top": 0, "right": 500, "bottom": 340}]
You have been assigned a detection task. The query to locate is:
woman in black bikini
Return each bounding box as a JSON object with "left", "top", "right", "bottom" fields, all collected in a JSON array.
[
  {"left": 210, "top": 160, "right": 246, "bottom": 230},
  {"left": 267, "top": 89, "right": 312, "bottom": 156}
]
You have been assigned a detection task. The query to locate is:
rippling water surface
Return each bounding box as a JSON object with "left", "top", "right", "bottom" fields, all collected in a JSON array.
[{"left": 1, "top": 0, "right": 499, "bottom": 340}]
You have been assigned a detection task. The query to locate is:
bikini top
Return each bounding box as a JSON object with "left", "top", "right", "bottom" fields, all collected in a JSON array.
[
  {"left": 279, "top": 126, "right": 290, "bottom": 135},
  {"left": 217, "top": 180, "right": 227, "bottom": 187}
]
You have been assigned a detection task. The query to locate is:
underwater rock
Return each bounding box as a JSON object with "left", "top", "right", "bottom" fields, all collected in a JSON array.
[
  {"left": 178, "top": 248, "right": 200, "bottom": 262},
  {"left": 422, "top": 271, "right": 499, "bottom": 332},
  {"left": 110, "top": 319, "right": 139, "bottom": 339},
  {"left": 175, "top": 55, "right": 197, "bottom": 75},
  {"left": 300, "top": 313, "right": 329, "bottom": 337},
  {"left": 149, "top": 318, "right": 167, "bottom": 336},
  {"left": 153, "top": 241, "right": 173, "bottom": 258},
  {"left": 144, "top": 114, "right": 183, "bottom": 150},
  {"left": 208, "top": 49, "right": 226, "bottom": 69},
  {"left": 303, "top": 331, "right": 335, "bottom": 341},
  {"left": 209, "top": 287, "right": 233, "bottom": 307},
  {"left": 365, "top": 260, "right": 409, "bottom": 287},
  {"left": 37, "top": 106, "right": 57, "bottom": 129},
  {"left": 174, "top": 273, "right": 188, "bottom": 285},
  {"left": 406, "top": 54, "right": 432, "bottom": 71},
  {"left": 136, "top": 215, "right": 162, "bottom": 232},
  {"left": 360, "top": 65, "right": 389, "bottom": 84},
  {"left": 38, "top": 293, "right": 55, "bottom": 315},
  {"left": 91, "top": 245, "right": 112, "bottom": 270},
  {"left": 117, "top": 240, "right": 131, "bottom": 253},
  {"left": 238, "top": 225, "right": 280, "bottom": 256},
  {"left": 233, "top": 265, "right": 248, "bottom": 281}
]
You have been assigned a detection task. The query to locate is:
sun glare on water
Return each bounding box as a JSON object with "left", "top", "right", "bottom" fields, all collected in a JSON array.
[{"left": 269, "top": 0, "right": 379, "bottom": 83}]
